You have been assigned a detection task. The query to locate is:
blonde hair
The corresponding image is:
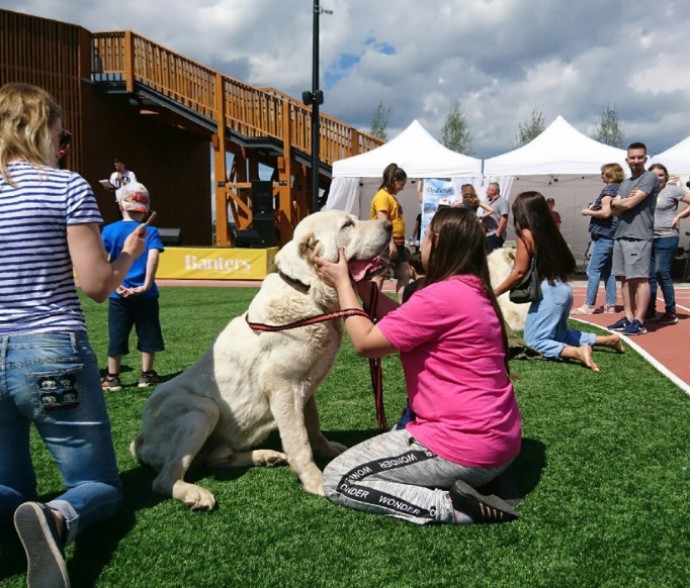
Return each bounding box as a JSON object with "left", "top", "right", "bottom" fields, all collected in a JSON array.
[
  {"left": 600, "top": 162, "right": 625, "bottom": 185},
  {"left": 0, "top": 83, "right": 62, "bottom": 183}
]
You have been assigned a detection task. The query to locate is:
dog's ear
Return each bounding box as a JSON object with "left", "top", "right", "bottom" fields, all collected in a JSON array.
[{"left": 298, "top": 233, "right": 321, "bottom": 261}]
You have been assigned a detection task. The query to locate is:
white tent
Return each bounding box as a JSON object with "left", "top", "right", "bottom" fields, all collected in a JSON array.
[
  {"left": 649, "top": 136, "right": 690, "bottom": 173},
  {"left": 483, "top": 116, "right": 628, "bottom": 268},
  {"left": 323, "top": 120, "right": 482, "bottom": 235}
]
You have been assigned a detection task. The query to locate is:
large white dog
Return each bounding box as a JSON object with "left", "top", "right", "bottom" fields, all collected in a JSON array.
[
  {"left": 131, "top": 210, "right": 391, "bottom": 510},
  {"left": 487, "top": 247, "right": 529, "bottom": 332}
]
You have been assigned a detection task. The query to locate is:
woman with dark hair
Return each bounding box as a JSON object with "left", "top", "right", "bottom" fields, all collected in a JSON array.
[
  {"left": 370, "top": 163, "right": 410, "bottom": 301},
  {"left": 314, "top": 207, "right": 521, "bottom": 525},
  {"left": 572, "top": 162, "right": 624, "bottom": 314},
  {"left": 494, "top": 191, "right": 623, "bottom": 371},
  {"left": 645, "top": 163, "right": 690, "bottom": 324}
]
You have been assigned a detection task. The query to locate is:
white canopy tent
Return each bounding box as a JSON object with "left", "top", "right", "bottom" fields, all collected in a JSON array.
[
  {"left": 323, "top": 120, "right": 483, "bottom": 237},
  {"left": 483, "top": 116, "right": 628, "bottom": 268},
  {"left": 649, "top": 136, "right": 690, "bottom": 174}
]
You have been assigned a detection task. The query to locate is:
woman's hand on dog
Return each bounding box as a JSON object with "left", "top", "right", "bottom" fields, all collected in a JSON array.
[{"left": 314, "top": 248, "right": 351, "bottom": 288}]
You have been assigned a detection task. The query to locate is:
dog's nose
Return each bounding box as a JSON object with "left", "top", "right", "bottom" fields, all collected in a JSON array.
[{"left": 382, "top": 220, "right": 392, "bottom": 233}]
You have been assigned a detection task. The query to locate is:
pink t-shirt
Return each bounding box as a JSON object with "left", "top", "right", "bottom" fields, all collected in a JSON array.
[{"left": 377, "top": 275, "right": 521, "bottom": 468}]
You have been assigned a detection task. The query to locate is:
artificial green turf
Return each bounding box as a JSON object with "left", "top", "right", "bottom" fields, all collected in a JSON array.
[{"left": 1, "top": 286, "right": 689, "bottom": 587}]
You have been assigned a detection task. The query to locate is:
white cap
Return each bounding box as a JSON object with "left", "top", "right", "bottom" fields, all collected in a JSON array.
[{"left": 117, "top": 181, "right": 150, "bottom": 213}]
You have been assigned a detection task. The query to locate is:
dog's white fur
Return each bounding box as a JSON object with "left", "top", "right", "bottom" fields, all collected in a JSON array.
[
  {"left": 488, "top": 247, "right": 529, "bottom": 332},
  {"left": 131, "top": 210, "right": 391, "bottom": 510}
]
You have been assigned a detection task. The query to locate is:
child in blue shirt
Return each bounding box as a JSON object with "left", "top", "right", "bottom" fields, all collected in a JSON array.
[{"left": 101, "top": 182, "right": 165, "bottom": 390}]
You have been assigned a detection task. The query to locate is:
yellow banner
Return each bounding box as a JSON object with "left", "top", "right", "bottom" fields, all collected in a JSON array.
[{"left": 157, "top": 247, "right": 278, "bottom": 280}]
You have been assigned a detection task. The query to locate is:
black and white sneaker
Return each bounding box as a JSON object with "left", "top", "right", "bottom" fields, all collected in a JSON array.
[
  {"left": 449, "top": 480, "right": 518, "bottom": 524},
  {"left": 14, "top": 502, "right": 69, "bottom": 588}
]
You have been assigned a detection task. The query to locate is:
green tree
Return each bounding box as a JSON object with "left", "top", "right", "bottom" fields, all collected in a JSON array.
[
  {"left": 369, "top": 101, "right": 392, "bottom": 140},
  {"left": 441, "top": 101, "right": 473, "bottom": 154},
  {"left": 592, "top": 102, "right": 624, "bottom": 147},
  {"left": 516, "top": 107, "right": 545, "bottom": 146}
]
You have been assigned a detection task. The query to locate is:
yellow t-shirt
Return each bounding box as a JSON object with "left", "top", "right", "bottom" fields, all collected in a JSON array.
[{"left": 370, "top": 189, "right": 405, "bottom": 238}]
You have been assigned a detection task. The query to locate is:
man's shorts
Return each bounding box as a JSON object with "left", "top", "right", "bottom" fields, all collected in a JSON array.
[{"left": 612, "top": 238, "right": 652, "bottom": 279}]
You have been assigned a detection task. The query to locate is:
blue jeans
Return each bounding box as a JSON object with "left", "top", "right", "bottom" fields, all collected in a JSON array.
[
  {"left": 584, "top": 237, "right": 616, "bottom": 307},
  {"left": 0, "top": 332, "right": 122, "bottom": 547},
  {"left": 648, "top": 236, "right": 679, "bottom": 314},
  {"left": 524, "top": 279, "right": 596, "bottom": 359}
]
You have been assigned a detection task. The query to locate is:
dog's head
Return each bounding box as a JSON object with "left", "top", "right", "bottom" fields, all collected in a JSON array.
[{"left": 275, "top": 210, "right": 392, "bottom": 291}]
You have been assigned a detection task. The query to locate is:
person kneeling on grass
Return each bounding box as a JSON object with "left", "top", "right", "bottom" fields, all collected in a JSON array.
[
  {"left": 314, "top": 207, "right": 521, "bottom": 525},
  {"left": 493, "top": 191, "right": 623, "bottom": 372}
]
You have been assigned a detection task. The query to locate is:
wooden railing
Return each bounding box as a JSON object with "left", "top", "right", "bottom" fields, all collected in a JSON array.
[{"left": 91, "top": 31, "right": 383, "bottom": 165}]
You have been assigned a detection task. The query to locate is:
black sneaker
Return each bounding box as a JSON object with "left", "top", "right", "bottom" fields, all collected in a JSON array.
[
  {"left": 657, "top": 312, "right": 678, "bottom": 325},
  {"left": 607, "top": 316, "right": 631, "bottom": 331},
  {"left": 138, "top": 370, "right": 161, "bottom": 388},
  {"left": 14, "top": 502, "right": 69, "bottom": 588},
  {"left": 449, "top": 479, "right": 518, "bottom": 524},
  {"left": 101, "top": 375, "right": 122, "bottom": 392}
]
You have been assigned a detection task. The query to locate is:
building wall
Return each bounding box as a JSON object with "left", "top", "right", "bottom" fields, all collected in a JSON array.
[{"left": 1, "top": 9, "right": 213, "bottom": 245}]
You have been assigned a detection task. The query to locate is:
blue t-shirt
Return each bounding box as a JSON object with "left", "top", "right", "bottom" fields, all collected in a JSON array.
[{"left": 101, "top": 220, "right": 164, "bottom": 299}]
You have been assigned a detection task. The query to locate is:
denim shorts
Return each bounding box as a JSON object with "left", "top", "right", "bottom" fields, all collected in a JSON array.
[{"left": 108, "top": 296, "right": 165, "bottom": 356}]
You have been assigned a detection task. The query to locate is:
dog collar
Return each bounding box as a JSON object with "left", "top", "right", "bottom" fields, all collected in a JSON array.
[{"left": 278, "top": 271, "right": 310, "bottom": 294}]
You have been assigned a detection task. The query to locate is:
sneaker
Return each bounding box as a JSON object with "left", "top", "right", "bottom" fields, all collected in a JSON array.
[
  {"left": 607, "top": 316, "right": 631, "bottom": 331},
  {"left": 622, "top": 319, "right": 647, "bottom": 336},
  {"left": 657, "top": 312, "right": 679, "bottom": 325},
  {"left": 138, "top": 370, "right": 161, "bottom": 388},
  {"left": 14, "top": 502, "right": 69, "bottom": 588},
  {"left": 101, "top": 375, "right": 122, "bottom": 392},
  {"left": 449, "top": 479, "right": 518, "bottom": 524},
  {"left": 644, "top": 308, "right": 657, "bottom": 321}
]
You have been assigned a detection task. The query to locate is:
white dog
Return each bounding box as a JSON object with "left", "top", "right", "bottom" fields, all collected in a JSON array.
[
  {"left": 131, "top": 210, "right": 391, "bottom": 510},
  {"left": 487, "top": 247, "right": 529, "bottom": 332}
]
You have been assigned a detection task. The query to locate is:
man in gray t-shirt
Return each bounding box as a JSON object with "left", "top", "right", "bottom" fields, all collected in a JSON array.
[
  {"left": 482, "top": 182, "right": 509, "bottom": 252},
  {"left": 608, "top": 142, "right": 659, "bottom": 335}
]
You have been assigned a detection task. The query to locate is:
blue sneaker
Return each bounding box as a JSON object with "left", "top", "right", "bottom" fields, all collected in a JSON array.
[
  {"left": 622, "top": 319, "right": 647, "bottom": 336},
  {"left": 608, "top": 316, "right": 631, "bottom": 331}
]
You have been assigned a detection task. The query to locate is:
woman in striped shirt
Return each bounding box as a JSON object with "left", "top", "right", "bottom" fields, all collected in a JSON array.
[{"left": 0, "top": 83, "right": 146, "bottom": 588}]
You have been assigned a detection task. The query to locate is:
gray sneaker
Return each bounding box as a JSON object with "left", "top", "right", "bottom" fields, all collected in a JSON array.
[
  {"left": 449, "top": 479, "right": 518, "bottom": 524},
  {"left": 14, "top": 502, "right": 69, "bottom": 588}
]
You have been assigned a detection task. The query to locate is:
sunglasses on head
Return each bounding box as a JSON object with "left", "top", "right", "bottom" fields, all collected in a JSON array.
[{"left": 59, "top": 130, "right": 72, "bottom": 149}]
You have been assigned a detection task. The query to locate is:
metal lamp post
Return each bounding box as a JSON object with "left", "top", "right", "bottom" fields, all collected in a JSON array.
[{"left": 302, "top": 0, "right": 330, "bottom": 213}]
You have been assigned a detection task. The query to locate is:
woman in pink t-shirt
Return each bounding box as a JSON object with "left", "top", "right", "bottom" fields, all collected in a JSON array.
[{"left": 315, "top": 207, "right": 522, "bottom": 525}]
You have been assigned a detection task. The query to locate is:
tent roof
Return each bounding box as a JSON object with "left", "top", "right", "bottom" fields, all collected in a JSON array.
[
  {"left": 649, "top": 136, "right": 690, "bottom": 174},
  {"left": 332, "top": 119, "right": 482, "bottom": 178},
  {"left": 483, "top": 115, "right": 627, "bottom": 177}
]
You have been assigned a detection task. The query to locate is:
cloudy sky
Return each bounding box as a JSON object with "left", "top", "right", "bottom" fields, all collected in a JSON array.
[{"left": 6, "top": 0, "right": 690, "bottom": 158}]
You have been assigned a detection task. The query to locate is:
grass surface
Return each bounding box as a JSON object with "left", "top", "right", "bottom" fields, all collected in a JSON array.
[{"left": 1, "top": 286, "right": 689, "bottom": 587}]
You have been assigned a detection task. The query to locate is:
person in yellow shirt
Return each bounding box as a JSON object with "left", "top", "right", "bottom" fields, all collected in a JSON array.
[{"left": 371, "top": 163, "right": 410, "bottom": 301}]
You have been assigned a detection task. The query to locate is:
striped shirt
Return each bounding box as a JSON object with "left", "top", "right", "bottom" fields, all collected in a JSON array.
[{"left": 0, "top": 161, "right": 103, "bottom": 335}]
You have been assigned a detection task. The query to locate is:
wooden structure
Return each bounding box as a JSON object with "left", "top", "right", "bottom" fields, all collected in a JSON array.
[{"left": 0, "top": 9, "right": 383, "bottom": 246}]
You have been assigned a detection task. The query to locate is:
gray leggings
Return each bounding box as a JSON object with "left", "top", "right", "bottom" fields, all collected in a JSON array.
[{"left": 322, "top": 429, "right": 511, "bottom": 525}]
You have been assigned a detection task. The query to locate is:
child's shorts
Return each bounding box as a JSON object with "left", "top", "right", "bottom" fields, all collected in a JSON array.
[{"left": 107, "top": 296, "right": 165, "bottom": 356}]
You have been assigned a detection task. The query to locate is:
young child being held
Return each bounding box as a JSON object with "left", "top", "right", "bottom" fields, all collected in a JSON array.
[{"left": 101, "top": 182, "right": 165, "bottom": 390}]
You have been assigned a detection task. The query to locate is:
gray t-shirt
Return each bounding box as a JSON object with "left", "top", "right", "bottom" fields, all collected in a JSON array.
[
  {"left": 654, "top": 185, "right": 687, "bottom": 238},
  {"left": 482, "top": 196, "right": 509, "bottom": 240},
  {"left": 615, "top": 171, "right": 658, "bottom": 241}
]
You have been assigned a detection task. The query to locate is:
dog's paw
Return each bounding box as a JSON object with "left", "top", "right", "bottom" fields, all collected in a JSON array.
[
  {"left": 254, "top": 449, "right": 287, "bottom": 467},
  {"left": 302, "top": 476, "right": 325, "bottom": 496},
  {"left": 172, "top": 481, "right": 216, "bottom": 511}
]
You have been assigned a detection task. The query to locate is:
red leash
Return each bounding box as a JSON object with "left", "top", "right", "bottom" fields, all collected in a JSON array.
[
  {"left": 363, "top": 284, "right": 387, "bottom": 432},
  {"left": 246, "top": 299, "right": 388, "bottom": 432}
]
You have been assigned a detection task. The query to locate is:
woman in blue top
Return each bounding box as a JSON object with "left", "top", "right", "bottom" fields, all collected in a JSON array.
[
  {"left": 572, "top": 163, "right": 624, "bottom": 315},
  {"left": 0, "top": 83, "right": 146, "bottom": 588}
]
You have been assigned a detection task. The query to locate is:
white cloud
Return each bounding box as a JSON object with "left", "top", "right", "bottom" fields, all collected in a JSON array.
[{"left": 5, "top": 0, "right": 690, "bottom": 156}]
